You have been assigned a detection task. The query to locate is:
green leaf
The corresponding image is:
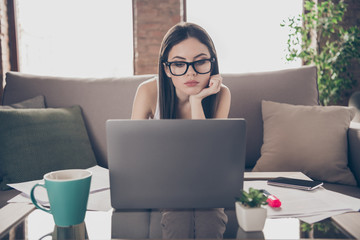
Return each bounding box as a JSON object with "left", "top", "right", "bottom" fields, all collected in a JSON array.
[
  {"left": 281, "top": 0, "right": 359, "bottom": 105},
  {"left": 236, "top": 188, "right": 268, "bottom": 208}
]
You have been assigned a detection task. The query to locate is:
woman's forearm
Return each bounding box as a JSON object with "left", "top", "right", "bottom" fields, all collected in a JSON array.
[{"left": 190, "top": 97, "right": 206, "bottom": 119}]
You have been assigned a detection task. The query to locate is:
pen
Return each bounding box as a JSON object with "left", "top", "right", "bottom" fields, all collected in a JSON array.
[{"left": 261, "top": 189, "right": 282, "bottom": 208}]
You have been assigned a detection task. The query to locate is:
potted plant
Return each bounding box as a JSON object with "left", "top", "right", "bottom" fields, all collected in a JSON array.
[{"left": 235, "top": 188, "right": 268, "bottom": 232}]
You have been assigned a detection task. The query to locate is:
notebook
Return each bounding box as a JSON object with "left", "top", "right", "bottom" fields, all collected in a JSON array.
[{"left": 106, "top": 119, "right": 246, "bottom": 209}]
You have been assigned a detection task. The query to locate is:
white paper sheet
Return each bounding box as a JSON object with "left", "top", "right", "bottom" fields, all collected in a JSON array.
[
  {"left": 243, "top": 181, "right": 360, "bottom": 224},
  {"left": 7, "top": 165, "right": 112, "bottom": 211}
]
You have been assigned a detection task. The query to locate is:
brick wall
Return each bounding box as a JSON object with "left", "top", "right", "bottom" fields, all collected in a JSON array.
[
  {"left": 0, "top": 0, "right": 10, "bottom": 102},
  {"left": 133, "top": 0, "right": 185, "bottom": 75},
  {"left": 0, "top": 0, "right": 17, "bottom": 104}
]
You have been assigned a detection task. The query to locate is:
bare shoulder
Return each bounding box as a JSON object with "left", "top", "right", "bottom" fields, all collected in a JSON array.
[
  {"left": 132, "top": 78, "right": 157, "bottom": 119},
  {"left": 219, "top": 84, "right": 231, "bottom": 99},
  {"left": 137, "top": 77, "right": 157, "bottom": 97},
  {"left": 214, "top": 84, "right": 231, "bottom": 118}
]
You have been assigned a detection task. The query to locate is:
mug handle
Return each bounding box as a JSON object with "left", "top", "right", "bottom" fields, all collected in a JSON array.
[{"left": 30, "top": 183, "right": 51, "bottom": 213}]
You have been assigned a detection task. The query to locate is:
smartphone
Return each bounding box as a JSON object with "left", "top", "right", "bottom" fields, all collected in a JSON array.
[{"left": 267, "top": 177, "right": 323, "bottom": 191}]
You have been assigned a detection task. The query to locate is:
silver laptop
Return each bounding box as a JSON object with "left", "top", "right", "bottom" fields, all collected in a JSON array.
[{"left": 106, "top": 119, "right": 246, "bottom": 209}]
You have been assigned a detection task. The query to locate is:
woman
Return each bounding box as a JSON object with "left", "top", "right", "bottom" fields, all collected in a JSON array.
[{"left": 131, "top": 22, "right": 231, "bottom": 238}]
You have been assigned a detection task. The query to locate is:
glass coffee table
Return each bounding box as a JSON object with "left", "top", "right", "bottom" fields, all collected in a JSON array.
[
  {"left": 0, "top": 207, "right": 357, "bottom": 240},
  {"left": 1, "top": 172, "right": 359, "bottom": 239}
]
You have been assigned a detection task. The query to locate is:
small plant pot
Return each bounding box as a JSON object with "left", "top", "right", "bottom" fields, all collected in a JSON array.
[{"left": 235, "top": 202, "right": 267, "bottom": 232}]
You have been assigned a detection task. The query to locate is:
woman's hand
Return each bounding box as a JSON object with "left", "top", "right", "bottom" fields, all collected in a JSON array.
[
  {"left": 190, "top": 74, "right": 223, "bottom": 102},
  {"left": 189, "top": 74, "right": 224, "bottom": 119}
]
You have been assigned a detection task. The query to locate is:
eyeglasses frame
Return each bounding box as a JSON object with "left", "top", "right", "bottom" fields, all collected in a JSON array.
[{"left": 164, "top": 58, "right": 215, "bottom": 76}]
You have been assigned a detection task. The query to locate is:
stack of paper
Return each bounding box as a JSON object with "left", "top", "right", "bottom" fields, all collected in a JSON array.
[
  {"left": 244, "top": 181, "right": 360, "bottom": 224},
  {"left": 7, "top": 165, "right": 112, "bottom": 211}
]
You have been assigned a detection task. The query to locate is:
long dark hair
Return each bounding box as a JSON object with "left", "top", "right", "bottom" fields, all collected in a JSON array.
[{"left": 158, "top": 22, "right": 219, "bottom": 119}]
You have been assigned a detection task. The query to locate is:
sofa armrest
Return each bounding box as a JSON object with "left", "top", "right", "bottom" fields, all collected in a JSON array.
[
  {"left": 348, "top": 122, "right": 360, "bottom": 187},
  {"left": 349, "top": 91, "right": 360, "bottom": 122}
]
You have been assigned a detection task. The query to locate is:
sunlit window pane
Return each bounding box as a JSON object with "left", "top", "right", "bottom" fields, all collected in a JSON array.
[
  {"left": 186, "top": 0, "right": 302, "bottom": 73},
  {"left": 16, "top": 0, "right": 133, "bottom": 78}
]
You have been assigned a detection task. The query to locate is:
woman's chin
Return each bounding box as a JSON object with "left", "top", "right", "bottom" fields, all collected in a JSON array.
[
  {"left": 176, "top": 86, "right": 204, "bottom": 98},
  {"left": 187, "top": 90, "right": 202, "bottom": 96},
  {"left": 186, "top": 86, "right": 206, "bottom": 95}
]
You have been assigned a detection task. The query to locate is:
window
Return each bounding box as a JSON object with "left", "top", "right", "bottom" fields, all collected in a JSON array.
[
  {"left": 186, "top": 0, "right": 302, "bottom": 73},
  {"left": 16, "top": 0, "right": 133, "bottom": 78}
]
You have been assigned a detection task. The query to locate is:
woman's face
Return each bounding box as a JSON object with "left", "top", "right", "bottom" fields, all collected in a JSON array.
[{"left": 165, "top": 37, "right": 212, "bottom": 98}]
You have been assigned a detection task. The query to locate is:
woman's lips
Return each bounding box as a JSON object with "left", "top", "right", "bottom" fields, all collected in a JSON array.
[{"left": 185, "top": 80, "right": 199, "bottom": 87}]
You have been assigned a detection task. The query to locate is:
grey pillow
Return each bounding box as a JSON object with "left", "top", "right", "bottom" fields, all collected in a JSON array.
[
  {"left": 253, "top": 100, "right": 357, "bottom": 186},
  {"left": 0, "top": 95, "right": 45, "bottom": 109},
  {"left": 0, "top": 106, "right": 97, "bottom": 190}
]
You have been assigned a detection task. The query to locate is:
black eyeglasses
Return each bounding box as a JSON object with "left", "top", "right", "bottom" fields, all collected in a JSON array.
[{"left": 164, "top": 58, "right": 215, "bottom": 76}]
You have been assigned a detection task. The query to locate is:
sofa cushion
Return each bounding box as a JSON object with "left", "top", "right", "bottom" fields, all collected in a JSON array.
[
  {"left": 253, "top": 100, "right": 357, "bottom": 186},
  {"left": 0, "top": 95, "right": 45, "bottom": 109},
  {"left": 323, "top": 183, "right": 360, "bottom": 199},
  {"left": 3, "top": 72, "right": 154, "bottom": 167},
  {"left": 0, "top": 106, "right": 97, "bottom": 190},
  {"left": 223, "top": 66, "right": 319, "bottom": 167}
]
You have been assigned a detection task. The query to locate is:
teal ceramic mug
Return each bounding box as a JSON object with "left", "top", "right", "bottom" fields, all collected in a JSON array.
[{"left": 30, "top": 169, "right": 92, "bottom": 227}]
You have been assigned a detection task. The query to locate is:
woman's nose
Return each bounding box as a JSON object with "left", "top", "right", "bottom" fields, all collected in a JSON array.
[{"left": 186, "top": 65, "right": 197, "bottom": 76}]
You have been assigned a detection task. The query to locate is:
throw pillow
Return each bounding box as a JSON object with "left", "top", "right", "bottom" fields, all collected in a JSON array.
[
  {"left": 0, "top": 95, "right": 45, "bottom": 109},
  {"left": 253, "top": 100, "right": 357, "bottom": 186},
  {"left": 0, "top": 106, "right": 97, "bottom": 190}
]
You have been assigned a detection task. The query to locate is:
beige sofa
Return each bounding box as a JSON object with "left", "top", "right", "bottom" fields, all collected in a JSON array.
[{"left": 1, "top": 65, "right": 359, "bottom": 205}]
